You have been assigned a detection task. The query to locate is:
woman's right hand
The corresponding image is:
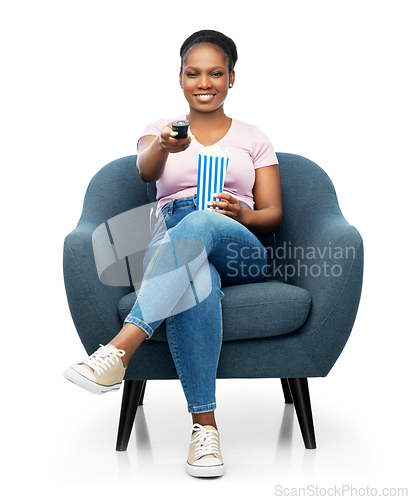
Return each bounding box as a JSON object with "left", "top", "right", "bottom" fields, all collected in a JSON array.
[
  {"left": 137, "top": 124, "right": 194, "bottom": 182},
  {"left": 158, "top": 124, "right": 193, "bottom": 153}
]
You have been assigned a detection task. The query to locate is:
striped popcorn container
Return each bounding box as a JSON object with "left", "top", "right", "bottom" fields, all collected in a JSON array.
[{"left": 196, "top": 146, "right": 230, "bottom": 211}]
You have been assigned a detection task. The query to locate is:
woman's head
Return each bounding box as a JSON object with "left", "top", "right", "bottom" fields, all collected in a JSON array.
[
  {"left": 179, "top": 30, "right": 237, "bottom": 115},
  {"left": 180, "top": 30, "right": 238, "bottom": 73}
]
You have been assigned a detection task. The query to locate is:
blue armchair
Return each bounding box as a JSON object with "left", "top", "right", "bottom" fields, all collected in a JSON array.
[{"left": 63, "top": 153, "right": 363, "bottom": 451}]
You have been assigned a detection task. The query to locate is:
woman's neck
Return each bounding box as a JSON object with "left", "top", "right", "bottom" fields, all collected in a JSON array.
[
  {"left": 187, "top": 107, "right": 231, "bottom": 131},
  {"left": 186, "top": 107, "right": 232, "bottom": 147}
]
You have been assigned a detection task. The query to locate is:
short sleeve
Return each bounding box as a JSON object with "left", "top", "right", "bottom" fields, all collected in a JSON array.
[
  {"left": 138, "top": 118, "right": 169, "bottom": 142},
  {"left": 251, "top": 126, "right": 279, "bottom": 168}
]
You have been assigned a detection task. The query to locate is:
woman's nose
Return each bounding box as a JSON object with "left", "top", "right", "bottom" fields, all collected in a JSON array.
[{"left": 197, "top": 75, "right": 212, "bottom": 89}]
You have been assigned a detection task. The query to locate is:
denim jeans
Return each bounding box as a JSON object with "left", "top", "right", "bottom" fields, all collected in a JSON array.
[{"left": 124, "top": 195, "right": 268, "bottom": 413}]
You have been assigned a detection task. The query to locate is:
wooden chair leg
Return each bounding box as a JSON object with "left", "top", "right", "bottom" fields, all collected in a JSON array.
[
  {"left": 280, "top": 378, "right": 293, "bottom": 404},
  {"left": 138, "top": 379, "right": 147, "bottom": 405},
  {"left": 287, "top": 378, "right": 316, "bottom": 449},
  {"left": 116, "top": 380, "right": 146, "bottom": 452}
]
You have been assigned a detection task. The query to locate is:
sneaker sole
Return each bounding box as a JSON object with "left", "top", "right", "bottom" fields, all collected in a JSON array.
[
  {"left": 186, "top": 462, "right": 225, "bottom": 478},
  {"left": 63, "top": 366, "right": 122, "bottom": 395}
]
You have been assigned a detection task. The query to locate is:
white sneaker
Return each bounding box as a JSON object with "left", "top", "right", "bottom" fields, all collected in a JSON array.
[
  {"left": 186, "top": 424, "right": 224, "bottom": 477},
  {"left": 64, "top": 344, "right": 126, "bottom": 395}
]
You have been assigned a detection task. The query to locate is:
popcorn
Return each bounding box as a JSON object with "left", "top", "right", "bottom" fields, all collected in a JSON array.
[{"left": 196, "top": 146, "right": 230, "bottom": 211}]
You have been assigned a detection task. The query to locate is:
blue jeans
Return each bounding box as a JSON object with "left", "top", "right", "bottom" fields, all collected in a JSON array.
[{"left": 124, "top": 195, "right": 268, "bottom": 413}]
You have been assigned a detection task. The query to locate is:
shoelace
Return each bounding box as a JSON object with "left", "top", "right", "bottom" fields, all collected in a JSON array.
[
  {"left": 82, "top": 344, "right": 125, "bottom": 376},
  {"left": 191, "top": 424, "right": 220, "bottom": 460}
]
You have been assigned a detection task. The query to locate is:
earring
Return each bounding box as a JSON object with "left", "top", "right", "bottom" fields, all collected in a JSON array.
[{"left": 229, "top": 83, "right": 233, "bottom": 88}]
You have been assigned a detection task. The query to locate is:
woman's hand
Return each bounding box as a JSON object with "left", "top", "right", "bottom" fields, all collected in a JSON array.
[
  {"left": 208, "top": 192, "right": 245, "bottom": 223},
  {"left": 137, "top": 123, "right": 195, "bottom": 182},
  {"left": 158, "top": 124, "right": 194, "bottom": 154},
  {"left": 207, "top": 165, "right": 283, "bottom": 235}
]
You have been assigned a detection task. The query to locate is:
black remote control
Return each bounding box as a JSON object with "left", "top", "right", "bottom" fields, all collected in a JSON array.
[{"left": 172, "top": 119, "right": 190, "bottom": 139}]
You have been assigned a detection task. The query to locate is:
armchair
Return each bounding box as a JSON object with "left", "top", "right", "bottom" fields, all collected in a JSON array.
[{"left": 63, "top": 153, "right": 363, "bottom": 452}]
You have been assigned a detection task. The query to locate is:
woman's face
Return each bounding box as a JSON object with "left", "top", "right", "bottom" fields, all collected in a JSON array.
[{"left": 179, "top": 44, "right": 234, "bottom": 114}]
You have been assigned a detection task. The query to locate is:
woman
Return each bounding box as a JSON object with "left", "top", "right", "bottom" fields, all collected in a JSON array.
[{"left": 64, "top": 29, "right": 282, "bottom": 477}]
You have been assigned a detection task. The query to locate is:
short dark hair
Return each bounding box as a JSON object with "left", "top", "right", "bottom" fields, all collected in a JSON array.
[{"left": 180, "top": 30, "right": 238, "bottom": 73}]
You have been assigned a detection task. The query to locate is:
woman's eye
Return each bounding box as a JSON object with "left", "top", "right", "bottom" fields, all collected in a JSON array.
[
  {"left": 186, "top": 72, "right": 197, "bottom": 78},
  {"left": 212, "top": 72, "right": 223, "bottom": 77}
]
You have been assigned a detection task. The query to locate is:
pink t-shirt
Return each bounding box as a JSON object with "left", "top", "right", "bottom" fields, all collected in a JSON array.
[{"left": 138, "top": 117, "right": 278, "bottom": 216}]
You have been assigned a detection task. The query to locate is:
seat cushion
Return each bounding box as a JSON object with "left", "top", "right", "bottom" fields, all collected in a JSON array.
[{"left": 118, "top": 278, "right": 311, "bottom": 342}]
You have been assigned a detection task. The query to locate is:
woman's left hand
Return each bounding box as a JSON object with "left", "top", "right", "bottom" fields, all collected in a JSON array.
[{"left": 208, "top": 192, "right": 245, "bottom": 223}]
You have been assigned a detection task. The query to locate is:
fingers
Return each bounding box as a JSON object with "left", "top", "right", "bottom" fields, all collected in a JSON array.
[
  {"left": 209, "top": 192, "right": 234, "bottom": 207},
  {"left": 207, "top": 193, "right": 242, "bottom": 218},
  {"left": 212, "top": 192, "right": 230, "bottom": 202},
  {"left": 160, "top": 124, "right": 194, "bottom": 153},
  {"left": 164, "top": 124, "right": 191, "bottom": 145},
  {"left": 166, "top": 124, "right": 195, "bottom": 142}
]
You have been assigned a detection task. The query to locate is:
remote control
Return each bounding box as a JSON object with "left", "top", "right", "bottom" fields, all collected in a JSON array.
[{"left": 172, "top": 119, "right": 190, "bottom": 139}]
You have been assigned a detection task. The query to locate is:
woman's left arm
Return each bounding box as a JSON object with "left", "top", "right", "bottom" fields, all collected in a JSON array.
[{"left": 209, "top": 164, "right": 283, "bottom": 235}]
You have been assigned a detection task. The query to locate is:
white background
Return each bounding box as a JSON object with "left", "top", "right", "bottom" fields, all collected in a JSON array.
[{"left": 2, "top": 0, "right": 408, "bottom": 497}]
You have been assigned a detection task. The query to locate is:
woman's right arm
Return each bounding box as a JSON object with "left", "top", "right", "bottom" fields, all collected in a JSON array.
[{"left": 137, "top": 124, "right": 192, "bottom": 182}]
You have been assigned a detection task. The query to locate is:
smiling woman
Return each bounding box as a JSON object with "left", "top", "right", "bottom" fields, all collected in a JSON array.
[{"left": 64, "top": 29, "right": 282, "bottom": 479}]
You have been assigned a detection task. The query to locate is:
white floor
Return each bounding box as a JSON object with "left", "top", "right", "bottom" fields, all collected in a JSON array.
[{"left": 4, "top": 306, "right": 408, "bottom": 499}]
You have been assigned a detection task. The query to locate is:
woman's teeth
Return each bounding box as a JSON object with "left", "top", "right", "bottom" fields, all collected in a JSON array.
[{"left": 196, "top": 94, "right": 214, "bottom": 101}]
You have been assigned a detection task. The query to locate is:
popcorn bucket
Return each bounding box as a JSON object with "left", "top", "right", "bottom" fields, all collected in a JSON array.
[{"left": 196, "top": 146, "right": 230, "bottom": 211}]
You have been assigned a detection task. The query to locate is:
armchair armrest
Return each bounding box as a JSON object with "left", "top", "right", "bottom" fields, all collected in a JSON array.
[
  {"left": 63, "top": 155, "right": 151, "bottom": 355},
  {"left": 273, "top": 210, "right": 364, "bottom": 376},
  {"left": 273, "top": 153, "right": 364, "bottom": 375},
  {"left": 63, "top": 222, "right": 134, "bottom": 355}
]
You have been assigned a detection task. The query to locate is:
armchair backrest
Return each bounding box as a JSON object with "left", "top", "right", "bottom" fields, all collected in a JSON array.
[
  {"left": 276, "top": 152, "right": 340, "bottom": 245},
  {"left": 78, "top": 152, "right": 340, "bottom": 228},
  {"left": 78, "top": 155, "right": 148, "bottom": 227}
]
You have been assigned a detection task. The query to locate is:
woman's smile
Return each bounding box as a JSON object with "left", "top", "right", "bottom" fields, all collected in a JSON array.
[{"left": 194, "top": 93, "right": 216, "bottom": 103}]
